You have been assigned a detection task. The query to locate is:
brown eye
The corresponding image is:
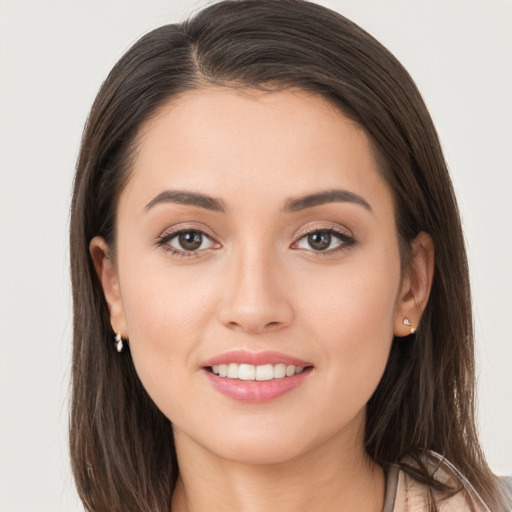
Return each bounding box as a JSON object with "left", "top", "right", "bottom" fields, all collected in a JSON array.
[
  {"left": 307, "top": 231, "right": 331, "bottom": 251},
  {"left": 157, "top": 228, "right": 218, "bottom": 256},
  {"left": 292, "top": 227, "right": 355, "bottom": 254},
  {"left": 178, "top": 231, "right": 203, "bottom": 251}
]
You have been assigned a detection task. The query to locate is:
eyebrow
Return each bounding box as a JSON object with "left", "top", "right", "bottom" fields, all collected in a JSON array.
[
  {"left": 144, "top": 188, "right": 372, "bottom": 214},
  {"left": 145, "top": 190, "right": 226, "bottom": 212},
  {"left": 283, "top": 189, "right": 372, "bottom": 212}
]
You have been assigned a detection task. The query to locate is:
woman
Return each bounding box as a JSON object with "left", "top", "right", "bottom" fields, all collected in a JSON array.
[{"left": 69, "top": 0, "right": 511, "bottom": 510}]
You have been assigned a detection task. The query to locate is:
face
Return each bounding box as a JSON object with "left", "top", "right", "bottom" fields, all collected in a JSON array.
[{"left": 93, "top": 87, "right": 429, "bottom": 465}]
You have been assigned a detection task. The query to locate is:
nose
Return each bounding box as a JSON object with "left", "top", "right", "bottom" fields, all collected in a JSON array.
[{"left": 217, "top": 246, "right": 294, "bottom": 334}]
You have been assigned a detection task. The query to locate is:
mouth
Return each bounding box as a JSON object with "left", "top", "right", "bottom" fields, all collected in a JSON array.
[
  {"left": 201, "top": 351, "right": 314, "bottom": 402},
  {"left": 208, "top": 363, "right": 308, "bottom": 381}
]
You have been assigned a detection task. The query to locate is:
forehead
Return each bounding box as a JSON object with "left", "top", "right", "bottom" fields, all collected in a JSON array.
[{"left": 124, "top": 86, "right": 393, "bottom": 214}]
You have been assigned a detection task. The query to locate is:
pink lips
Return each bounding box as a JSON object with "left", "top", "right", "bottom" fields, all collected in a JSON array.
[
  {"left": 201, "top": 350, "right": 313, "bottom": 403},
  {"left": 202, "top": 350, "right": 311, "bottom": 368}
]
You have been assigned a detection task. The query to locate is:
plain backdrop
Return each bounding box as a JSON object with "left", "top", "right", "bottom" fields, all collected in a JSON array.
[{"left": 0, "top": 0, "right": 511, "bottom": 510}]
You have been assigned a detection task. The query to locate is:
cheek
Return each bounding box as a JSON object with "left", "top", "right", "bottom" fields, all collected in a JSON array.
[
  {"left": 121, "top": 253, "right": 218, "bottom": 339},
  {"left": 299, "top": 249, "right": 400, "bottom": 400},
  {"left": 302, "top": 247, "right": 399, "bottom": 334},
  {"left": 117, "top": 259, "right": 219, "bottom": 408}
]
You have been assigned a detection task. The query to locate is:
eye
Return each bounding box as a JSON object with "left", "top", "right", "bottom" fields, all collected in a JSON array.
[
  {"left": 292, "top": 228, "right": 355, "bottom": 253},
  {"left": 156, "top": 229, "right": 218, "bottom": 256}
]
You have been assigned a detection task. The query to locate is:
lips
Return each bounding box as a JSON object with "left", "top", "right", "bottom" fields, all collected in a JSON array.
[
  {"left": 201, "top": 350, "right": 313, "bottom": 403},
  {"left": 202, "top": 350, "right": 311, "bottom": 368}
]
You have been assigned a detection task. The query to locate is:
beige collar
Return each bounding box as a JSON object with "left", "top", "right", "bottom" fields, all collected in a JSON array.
[{"left": 383, "top": 452, "right": 491, "bottom": 512}]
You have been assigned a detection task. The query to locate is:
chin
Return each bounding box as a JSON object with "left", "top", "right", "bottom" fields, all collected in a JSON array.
[
  {"left": 208, "top": 435, "right": 313, "bottom": 466},
  {"left": 174, "top": 412, "right": 362, "bottom": 468}
]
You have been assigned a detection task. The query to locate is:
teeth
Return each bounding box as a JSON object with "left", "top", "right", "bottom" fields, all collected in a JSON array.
[
  {"left": 274, "top": 363, "right": 286, "bottom": 379},
  {"left": 238, "top": 364, "right": 256, "bottom": 380},
  {"left": 211, "top": 363, "right": 306, "bottom": 380},
  {"left": 227, "top": 363, "right": 238, "bottom": 378},
  {"left": 285, "top": 365, "right": 296, "bottom": 377},
  {"left": 255, "top": 364, "right": 273, "bottom": 381}
]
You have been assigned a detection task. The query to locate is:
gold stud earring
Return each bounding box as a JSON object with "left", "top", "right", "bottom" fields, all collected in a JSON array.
[
  {"left": 114, "top": 333, "right": 124, "bottom": 352},
  {"left": 403, "top": 318, "right": 416, "bottom": 334}
]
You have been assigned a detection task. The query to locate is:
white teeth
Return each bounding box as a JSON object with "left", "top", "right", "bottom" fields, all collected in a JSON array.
[
  {"left": 274, "top": 363, "right": 286, "bottom": 379},
  {"left": 210, "top": 363, "right": 306, "bottom": 380},
  {"left": 227, "top": 363, "right": 238, "bottom": 378},
  {"left": 255, "top": 364, "right": 274, "bottom": 381},
  {"left": 238, "top": 364, "right": 256, "bottom": 380},
  {"left": 285, "top": 365, "right": 296, "bottom": 377}
]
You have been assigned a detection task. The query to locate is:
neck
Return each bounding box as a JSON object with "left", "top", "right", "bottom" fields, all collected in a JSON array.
[{"left": 171, "top": 423, "right": 385, "bottom": 512}]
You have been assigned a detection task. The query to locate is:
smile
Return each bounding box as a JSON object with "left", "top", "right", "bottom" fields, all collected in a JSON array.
[
  {"left": 202, "top": 351, "right": 313, "bottom": 403},
  {"left": 211, "top": 363, "right": 305, "bottom": 381}
]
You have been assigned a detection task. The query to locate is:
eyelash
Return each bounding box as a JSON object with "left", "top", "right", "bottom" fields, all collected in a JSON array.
[
  {"left": 155, "top": 225, "right": 356, "bottom": 257},
  {"left": 155, "top": 227, "right": 218, "bottom": 258},
  {"left": 291, "top": 226, "right": 356, "bottom": 254}
]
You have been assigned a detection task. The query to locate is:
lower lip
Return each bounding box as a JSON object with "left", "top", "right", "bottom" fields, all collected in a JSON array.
[{"left": 203, "top": 367, "right": 313, "bottom": 403}]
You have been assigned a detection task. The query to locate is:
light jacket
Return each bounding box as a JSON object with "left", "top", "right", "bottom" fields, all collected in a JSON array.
[{"left": 383, "top": 452, "right": 512, "bottom": 511}]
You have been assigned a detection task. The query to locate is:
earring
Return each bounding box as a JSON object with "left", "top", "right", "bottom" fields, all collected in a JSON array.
[
  {"left": 114, "top": 333, "right": 124, "bottom": 352},
  {"left": 403, "top": 318, "right": 416, "bottom": 334}
]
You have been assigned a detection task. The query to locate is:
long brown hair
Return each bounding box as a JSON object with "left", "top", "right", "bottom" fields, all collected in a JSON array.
[{"left": 69, "top": 1, "right": 503, "bottom": 510}]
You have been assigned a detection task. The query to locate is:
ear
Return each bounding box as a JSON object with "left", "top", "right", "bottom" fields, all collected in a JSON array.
[
  {"left": 89, "top": 236, "right": 128, "bottom": 337},
  {"left": 394, "top": 232, "right": 435, "bottom": 337}
]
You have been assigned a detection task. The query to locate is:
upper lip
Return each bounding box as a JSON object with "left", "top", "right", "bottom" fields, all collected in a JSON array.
[{"left": 201, "top": 350, "right": 312, "bottom": 368}]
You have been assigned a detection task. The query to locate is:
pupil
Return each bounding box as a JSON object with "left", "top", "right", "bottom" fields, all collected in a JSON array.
[
  {"left": 179, "top": 231, "right": 202, "bottom": 251},
  {"left": 308, "top": 231, "right": 331, "bottom": 250}
]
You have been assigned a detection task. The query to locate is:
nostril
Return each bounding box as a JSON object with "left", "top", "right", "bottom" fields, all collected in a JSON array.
[{"left": 224, "top": 319, "right": 283, "bottom": 334}]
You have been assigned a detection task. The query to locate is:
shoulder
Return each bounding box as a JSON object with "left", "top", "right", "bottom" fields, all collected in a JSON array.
[
  {"left": 391, "top": 469, "right": 486, "bottom": 512},
  {"left": 499, "top": 476, "right": 512, "bottom": 507},
  {"left": 384, "top": 452, "right": 511, "bottom": 512}
]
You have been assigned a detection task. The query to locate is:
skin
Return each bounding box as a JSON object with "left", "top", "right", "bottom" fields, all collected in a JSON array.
[{"left": 91, "top": 87, "right": 434, "bottom": 512}]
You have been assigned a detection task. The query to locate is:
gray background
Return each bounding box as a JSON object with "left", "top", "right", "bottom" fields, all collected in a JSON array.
[{"left": 1, "top": 0, "right": 510, "bottom": 510}]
